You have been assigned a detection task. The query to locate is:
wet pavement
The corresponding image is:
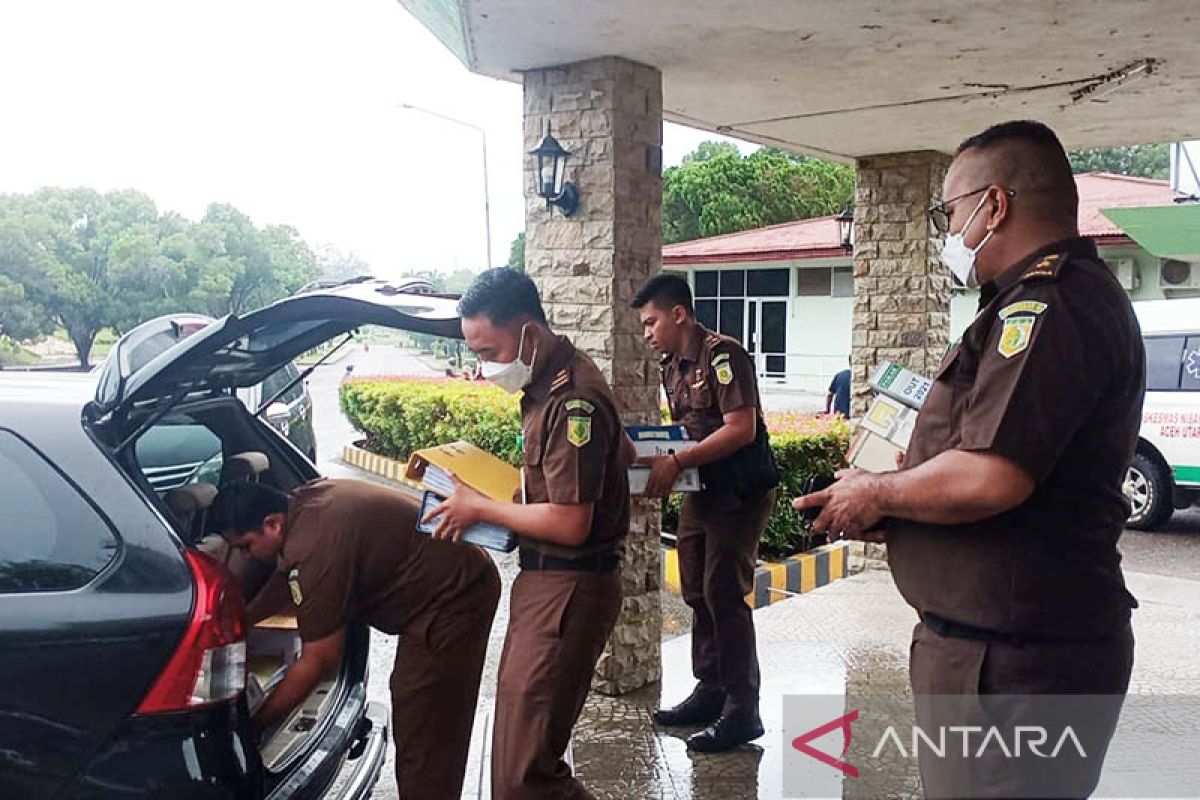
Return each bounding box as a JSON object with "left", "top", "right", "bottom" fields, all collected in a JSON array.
[{"left": 308, "top": 348, "right": 1200, "bottom": 798}]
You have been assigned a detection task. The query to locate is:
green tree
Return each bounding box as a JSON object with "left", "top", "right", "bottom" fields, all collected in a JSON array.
[
  {"left": 0, "top": 188, "right": 322, "bottom": 365},
  {"left": 662, "top": 143, "right": 855, "bottom": 243},
  {"left": 1068, "top": 144, "right": 1170, "bottom": 179},
  {"left": 507, "top": 232, "right": 525, "bottom": 272}
]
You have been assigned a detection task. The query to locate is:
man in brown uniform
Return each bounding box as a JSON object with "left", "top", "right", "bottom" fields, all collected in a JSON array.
[
  {"left": 424, "top": 268, "right": 629, "bottom": 799},
  {"left": 795, "top": 121, "right": 1143, "bottom": 797},
  {"left": 632, "top": 274, "right": 779, "bottom": 752},
  {"left": 210, "top": 479, "right": 500, "bottom": 800}
]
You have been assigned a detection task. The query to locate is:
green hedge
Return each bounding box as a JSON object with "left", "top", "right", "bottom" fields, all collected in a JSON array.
[
  {"left": 340, "top": 377, "right": 523, "bottom": 466},
  {"left": 340, "top": 379, "right": 851, "bottom": 556}
]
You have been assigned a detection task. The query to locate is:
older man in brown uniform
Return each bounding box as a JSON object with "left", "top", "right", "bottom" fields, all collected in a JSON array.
[
  {"left": 425, "top": 268, "right": 629, "bottom": 799},
  {"left": 210, "top": 478, "right": 500, "bottom": 800},
  {"left": 796, "top": 121, "right": 1143, "bottom": 798},
  {"left": 632, "top": 274, "right": 779, "bottom": 752}
]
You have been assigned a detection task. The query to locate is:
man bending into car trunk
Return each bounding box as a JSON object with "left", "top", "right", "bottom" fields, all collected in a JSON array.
[{"left": 211, "top": 479, "right": 500, "bottom": 800}]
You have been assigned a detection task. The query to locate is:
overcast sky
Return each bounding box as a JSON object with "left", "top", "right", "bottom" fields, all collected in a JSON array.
[{"left": 0, "top": 0, "right": 751, "bottom": 280}]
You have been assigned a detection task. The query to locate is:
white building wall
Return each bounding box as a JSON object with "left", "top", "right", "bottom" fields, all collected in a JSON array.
[{"left": 680, "top": 246, "right": 1159, "bottom": 391}]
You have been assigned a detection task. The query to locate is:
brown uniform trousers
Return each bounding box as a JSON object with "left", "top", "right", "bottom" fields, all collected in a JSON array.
[
  {"left": 390, "top": 562, "right": 501, "bottom": 800},
  {"left": 492, "top": 568, "right": 622, "bottom": 799},
  {"left": 910, "top": 621, "right": 1134, "bottom": 799},
  {"left": 677, "top": 489, "right": 775, "bottom": 712}
]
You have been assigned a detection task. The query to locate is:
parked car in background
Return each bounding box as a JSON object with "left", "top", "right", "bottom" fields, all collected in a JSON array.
[
  {"left": 111, "top": 314, "right": 316, "bottom": 491},
  {"left": 0, "top": 278, "right": 457, "bottom": 798},
  {"left": 1125, "top": 298, "right": 1200, "bottom": 529}
]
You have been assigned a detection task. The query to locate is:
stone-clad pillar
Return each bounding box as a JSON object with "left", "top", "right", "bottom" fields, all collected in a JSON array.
[
  {"left": 851, "top": 152, "right": 953, "bottom": 416},
  {"left": 522, "top": 56, "right": 664, "bottom": 695}
]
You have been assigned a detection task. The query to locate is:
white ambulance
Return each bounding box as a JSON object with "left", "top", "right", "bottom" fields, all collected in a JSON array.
[{"left": 1126, "top": 298, "right": 1200, "bottom": 528}]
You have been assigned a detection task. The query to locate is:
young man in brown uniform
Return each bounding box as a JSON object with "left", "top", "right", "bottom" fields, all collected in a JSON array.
[
  {"left": 795, "top": 121, "right": 1143, "bottom": 797},
  {"left": 210, "top": 479, "right": 500, "bottom": 800},
  {"left": 424, "top": 268, "right": 630, "bottom": 799},
  {"left": 632, "top": 274, "right": 779, "bottom": 752}
]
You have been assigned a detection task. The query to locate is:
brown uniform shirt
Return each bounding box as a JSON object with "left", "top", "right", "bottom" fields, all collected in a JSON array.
[
  {"left": 662, "top": 325, "right": 762, "bottom": 442},
  {"left": 519, "top": 336, "right": 630, "bottom": 558},
  {"left": 888, "top": 237, "right": 1143, "bottom": 640},
  {"left": 280, "top": 479, "right": 492, "bottom": 642}
]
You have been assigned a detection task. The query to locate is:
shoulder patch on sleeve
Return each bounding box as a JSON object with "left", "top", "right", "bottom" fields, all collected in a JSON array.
[
  {"left": 715, "top": 361, "right": 735, "bottom": 385},
  {"left": 566, "top": 415, "right": 592, "bottom": 447},
  {"left": 997, "top": 316, "right": 1036, "bottom": 359},
  {"left": 998, "top": 300, "right": 1049, "bottom": 319},
  {"left": 1020, "top": 253, "right": 1066, "bottom": 282},
  {"left": 288, "top": 567, "right": 303, "bottom": 606},
  {"left": 711, "top": 352, "right": 732, "bottom": 366}
]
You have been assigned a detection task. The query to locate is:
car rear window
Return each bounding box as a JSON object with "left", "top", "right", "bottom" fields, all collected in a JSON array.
[{"left": 0, "top": 430, "right": 119, "bottom": 593}]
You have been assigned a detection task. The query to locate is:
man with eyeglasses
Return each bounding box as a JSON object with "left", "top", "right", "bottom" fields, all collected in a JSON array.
[{"left": 795, "top": 120, "right": 1143, "bottom": 798}]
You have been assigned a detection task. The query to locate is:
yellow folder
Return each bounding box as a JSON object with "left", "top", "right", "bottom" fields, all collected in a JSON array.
[{"left": 405, "top": 440, "right": 521, "bottom": 502}]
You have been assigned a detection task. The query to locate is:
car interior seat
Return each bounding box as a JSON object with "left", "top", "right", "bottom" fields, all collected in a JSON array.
[
  {"left": 163, "top": 483, "right": 219, "bottom": 545},
  {"left": 220, "top": 451, "right": 270, "bottom": 485}
]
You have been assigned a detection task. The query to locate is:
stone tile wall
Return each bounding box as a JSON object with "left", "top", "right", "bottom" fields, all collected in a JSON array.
[
  {"left": 851, "top": 151, "right": 953, "bottom": 416},
  {"left": 523, "top": 57, "right": 664, "bottom": 695}
]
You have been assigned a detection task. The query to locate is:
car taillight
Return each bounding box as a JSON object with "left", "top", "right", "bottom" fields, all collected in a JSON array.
[{"left": 137, "top": 549, "right": 248, "bottom": 714}]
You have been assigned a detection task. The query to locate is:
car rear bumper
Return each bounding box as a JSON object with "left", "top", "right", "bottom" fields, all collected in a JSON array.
[{"left": 331, "top": 701, "right": 389, "bottom": 800}]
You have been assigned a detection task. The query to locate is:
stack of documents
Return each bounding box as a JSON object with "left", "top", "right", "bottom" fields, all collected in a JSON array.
[
  {"left": 626, "top": 425, "right": 702, "bottom": 494},
  {"left": 407, "top": 441, "right": 520, "bottom": 552},
  {"left": 847, "top": 360, "right": 930, "bottom": 473}
]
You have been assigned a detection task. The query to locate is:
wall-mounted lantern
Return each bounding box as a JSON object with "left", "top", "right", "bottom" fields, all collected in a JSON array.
[{"left": 529, "top": 126, "right": 579, "bottom": 217}]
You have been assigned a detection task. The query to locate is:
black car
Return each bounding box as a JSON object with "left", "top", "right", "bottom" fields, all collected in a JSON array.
[{"left": 0, "top": 278, "right": 460, "bottom": 798}]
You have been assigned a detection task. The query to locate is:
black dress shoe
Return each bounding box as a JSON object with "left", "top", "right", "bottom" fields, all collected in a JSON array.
[
  {"left": 686, "top": 710, "right": 765, "bottom": 752},
  {"left": 652, "top": 685, "right": 725, "bottom": 727}
]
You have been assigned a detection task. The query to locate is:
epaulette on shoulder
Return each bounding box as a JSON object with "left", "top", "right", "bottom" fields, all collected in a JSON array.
[
  {"left": 1020, "top": 252, "right": 1068, "bottom": 283},
  {"left": 704, "top": 332, "right": 722, "bottom": 348},
  {"left": 549, "top": 367, "right": 572, "bottom": 395}
]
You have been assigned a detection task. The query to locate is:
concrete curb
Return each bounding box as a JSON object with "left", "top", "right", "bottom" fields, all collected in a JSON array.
[
  {"left": 342, "top": 442, "right": 425, "bottom": 491},
  {"left": 662, "top": 541, "right": 851, "bottom": 610}
]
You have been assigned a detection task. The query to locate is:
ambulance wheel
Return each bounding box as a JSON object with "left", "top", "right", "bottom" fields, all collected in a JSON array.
[{"left": 1124, "top": 453, "right": 1172, "bottom": 530}]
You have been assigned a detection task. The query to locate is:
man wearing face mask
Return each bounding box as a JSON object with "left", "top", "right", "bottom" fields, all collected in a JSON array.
[
  {"left": 794, "top": 120, "right": 1143, "bottom": 797},
  {"left": 423, "top": 268, "right": 632, "bottom": 799}
]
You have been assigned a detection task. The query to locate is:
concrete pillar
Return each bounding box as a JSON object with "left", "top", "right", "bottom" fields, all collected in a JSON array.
[
  {"left": 851, "top": 151, "right": 953, "bottom": 416},
  {"left": 522, "top": 56, "right": 664, "bottom": 695}
]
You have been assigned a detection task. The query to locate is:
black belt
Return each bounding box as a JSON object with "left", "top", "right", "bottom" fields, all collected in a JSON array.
[
  {"left": 519, "top": 549, "right": 619, "bottom": 573},
  {"left": 920, "top": 612, "right": 1121, "bottom": 646},
  {"left": 921, "top": 612, "right": 1020, "bottom": 644}
]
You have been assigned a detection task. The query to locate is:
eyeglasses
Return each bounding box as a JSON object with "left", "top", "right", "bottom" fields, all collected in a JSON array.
[{"left": 928, "top": 186, "right": 1016, "bottom": 235}]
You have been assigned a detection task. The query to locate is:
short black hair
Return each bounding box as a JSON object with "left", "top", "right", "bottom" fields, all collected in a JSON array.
[
  {"left": 458, "top": 268, "right": 547, "bottom": 325},
  {"left": 210, "top": 482, "right": 290, "bottom": 537},
  {"left": 955, "top": 120, "right": 1078, "bottom": 220},
  {"left": 632, "top": 274, "right": 694, "bottom": 315}
]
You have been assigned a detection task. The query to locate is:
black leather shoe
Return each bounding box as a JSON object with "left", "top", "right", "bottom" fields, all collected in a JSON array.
[
  {"left": 686, "top": 711, "right": 765, "bottom": 752},
  {"left": 652, "top": 685, "right": 725, "bottom": 727}
]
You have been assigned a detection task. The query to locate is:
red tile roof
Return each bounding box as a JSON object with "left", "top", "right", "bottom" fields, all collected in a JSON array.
[{"left": 662, "top": 172, "right": 1180, "bottom": 265}]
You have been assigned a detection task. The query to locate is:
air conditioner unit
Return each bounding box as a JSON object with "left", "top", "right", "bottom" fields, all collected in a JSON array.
[
  {"left": 1108, "top": 258, "right": 1138, "bottom": 291},
  {"left": 1159, "top": 259, "right": 1200, "bottom": 290}
]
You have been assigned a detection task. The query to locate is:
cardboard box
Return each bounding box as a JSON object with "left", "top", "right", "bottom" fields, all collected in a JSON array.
[
  {"left": 625, "top": 425, "right": 702, "bottom": 494},
  {"left": 405, "top": 441, "right": 521, "bottom": 502},
  {"left": 407, "top": 441, "right": 519, "bottom": 552}
]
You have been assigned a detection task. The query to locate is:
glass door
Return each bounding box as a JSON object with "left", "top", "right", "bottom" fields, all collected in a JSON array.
[{"left": 745, "top": 299, "right": 788, "bottom": 378}]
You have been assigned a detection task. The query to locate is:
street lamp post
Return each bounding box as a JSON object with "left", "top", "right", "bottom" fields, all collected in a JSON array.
[{"left": 399, "top": 102, "right": 494, "bottom": 268}]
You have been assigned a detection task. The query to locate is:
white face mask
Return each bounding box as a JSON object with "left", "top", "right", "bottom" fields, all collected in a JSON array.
[
  {"left": 480, "top": 324, "right": 537, "bottom": 394},
  {"left": 939, "top": 193, "right": 994, "bottom": 289}
]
